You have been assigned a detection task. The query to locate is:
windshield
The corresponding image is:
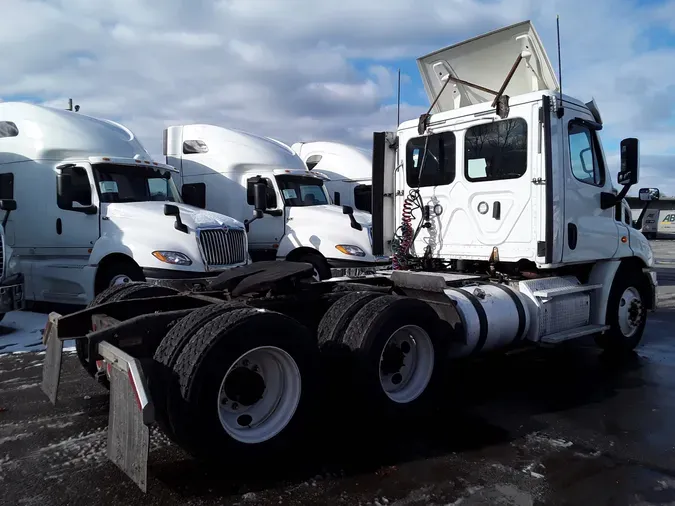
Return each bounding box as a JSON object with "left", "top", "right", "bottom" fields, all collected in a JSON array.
[
  {"left": 93, "top": 164, "right": 182, "bottom": 204},
  {"left": 275, "top": 175, "right": 330, "bottom": 207}
]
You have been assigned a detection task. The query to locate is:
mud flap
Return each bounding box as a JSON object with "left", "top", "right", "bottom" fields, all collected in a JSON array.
[
  {"left": 99, "top": 340, "right": 155, "bottom": 493},
  {"left": 41, "top": 312, "right": 64, "bottom": 405}
]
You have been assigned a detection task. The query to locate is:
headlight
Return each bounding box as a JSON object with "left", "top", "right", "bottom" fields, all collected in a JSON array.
[
  {"left": 152, "top": 251, "right": 193, "bottom": 266},
  {"left": 335, "top": 244, "right": 366, "bottom": 257}
]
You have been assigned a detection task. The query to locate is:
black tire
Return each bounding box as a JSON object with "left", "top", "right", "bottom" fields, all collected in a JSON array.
[
  {"left": 77, "top": 282, "right": 179, "bottom": 384},
  {"left": 595, "top": 266, "right": 650, "bottom": 354},
  {"left": 95, "top": 260, "right": 144, "bottom": 295},
  {"left": 166, "top": 308, "right": 318, "bottom": 463},
  {"left": 291, "top": 253, "right": 331, "bottom": 281},
  {"left": 75, "top": 282, "right": 148, "bottom": 375},
  {"left": 317, "top": 291, "right": 384, "bottom": 347},
  {"left": 341, "top": 295, "right": 445, "bottom": 418},
  {"left": 152, "top": 301, "right": 250, "bottom": 440}
]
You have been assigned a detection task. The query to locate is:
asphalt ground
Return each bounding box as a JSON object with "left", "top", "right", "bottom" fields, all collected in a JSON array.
[{"left": 1, "top": 243, "right": 675, "bottom": 506}]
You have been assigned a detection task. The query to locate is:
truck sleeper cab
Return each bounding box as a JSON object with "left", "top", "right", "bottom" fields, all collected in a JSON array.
[
  {"left": 291, "top": 141, "right": 373, "bottom": 213},
  {"left": 0, "top": 103, "right": 250, "bottom": 307},
  {"left": 164, "top": 124, "right": 390, "bottom": 280}
]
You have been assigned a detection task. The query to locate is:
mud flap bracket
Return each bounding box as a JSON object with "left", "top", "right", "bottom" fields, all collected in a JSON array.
[
  {"left": 41, "top": 312, "right": 64, "bottom": 405},
  {"left": 99, "top": 340, "right": 154, "bottom": 493}
]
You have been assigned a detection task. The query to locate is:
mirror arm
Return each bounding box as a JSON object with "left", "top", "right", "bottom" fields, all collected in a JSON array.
[
  {"left": 601, "top": 184, "right": 631, "bottom": 210},
  {"left": 634, "top": 201, "right": 652, "bottom": 230}
]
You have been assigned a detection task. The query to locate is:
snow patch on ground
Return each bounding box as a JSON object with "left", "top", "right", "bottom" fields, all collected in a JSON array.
[{"left": 0, "top": 311, "right": 75, "bottom": 354}]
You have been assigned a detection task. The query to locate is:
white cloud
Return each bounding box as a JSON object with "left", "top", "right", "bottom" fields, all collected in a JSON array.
[{"left": 1, "top": 0, "right": 674, "bottom": 194}]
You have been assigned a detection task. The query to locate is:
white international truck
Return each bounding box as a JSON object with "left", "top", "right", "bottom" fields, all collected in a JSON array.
[
  {"left": 42, "top": 20, "right": 659, "bottom": 492},
  {"left": 163, "top": 124, "right": 390, "bottom": 279},
  {"left": 0, "top": 102, "right": 252, "bottom": 374},
  {"left": 291, "top": 141, "right": 373, "bottom": 213}
]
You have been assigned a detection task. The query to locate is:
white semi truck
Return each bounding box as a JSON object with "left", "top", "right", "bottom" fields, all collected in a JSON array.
[
  {"left": 163, "top": 124, "right": 390, "bottom": 279},
  {"left": 291, "top": 141, "right": 373, "bottom": 213},
  {"left": 42, "top": 20, "right": 658, "bottom": 492},
  {"left": 0, "top": 102, "right": 251, "bottom": 376}
]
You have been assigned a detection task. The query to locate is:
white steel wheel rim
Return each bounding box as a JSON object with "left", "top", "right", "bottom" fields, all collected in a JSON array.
[
  {"left": 617, "top": 287, "right": 643, "bottom": 338},
  {"left": 110, "top": 274, "right": 132, "bottom": 287},
  {"left": 378, "top": 324, "right": 435, "bottom": 404},
  {"left": 216, "top": 346, "right": 302, "bottom": 444}
]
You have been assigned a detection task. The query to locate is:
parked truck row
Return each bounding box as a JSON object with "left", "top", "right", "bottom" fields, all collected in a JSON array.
[{"left": 32, "top": 19, "right": 660, "bottom": 493}]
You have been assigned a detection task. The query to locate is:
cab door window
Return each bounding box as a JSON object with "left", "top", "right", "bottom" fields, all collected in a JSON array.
[
  {"left": 57, "top": 166, "right": 92, "bottom": 210},
  {"left": 568, "top": 122, "right": 606, "bottom": 187}
]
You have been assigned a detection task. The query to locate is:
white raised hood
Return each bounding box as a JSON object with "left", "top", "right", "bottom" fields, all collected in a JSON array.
[{"left": 417, "top": 20, "right": 559, "bottom": 114}]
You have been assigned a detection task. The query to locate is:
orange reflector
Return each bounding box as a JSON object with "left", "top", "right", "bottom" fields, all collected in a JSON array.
[
  {"left": 153, "top": 162, "right": 158, "bottom": 165},
  {"left": 135, "top": 160, "right": 141, "bottom": 163},
  {"left": 88, "top": 248, "right": 92, "bottom": 253},
  {"left": 144, "top": 160, "right": 150, "bottom": 164},
  {"left": 621, "top": 236, "right": 628, "bottom": 243},
  {"left": 102, "top": 157, "right": 111, "bottom": 161},
  {"left": 273, "top": 244, "right": 279, "bottom": 249}
]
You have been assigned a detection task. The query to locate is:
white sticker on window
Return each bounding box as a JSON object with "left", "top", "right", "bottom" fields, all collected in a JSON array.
[
  {"left": 282, "top": 189, "right": 297, "bottom": 199},
  {"left": 99, "top": 181, "right": 119, "bottom": 193}
]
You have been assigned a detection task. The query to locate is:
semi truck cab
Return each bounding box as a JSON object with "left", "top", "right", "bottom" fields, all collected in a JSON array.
[{"left": 0, "top": 103, "right": 250, "bottom": 306}]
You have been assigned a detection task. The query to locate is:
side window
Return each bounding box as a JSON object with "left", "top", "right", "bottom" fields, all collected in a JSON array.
[
  {"left": 148, "top": 179, "right": 169, "bottom": 200},
  {"left": 406, "top": 131, "right": 456, "bottom": 188},
  {"left": 354, "top": 184, "right": 371, "bottom": 212},
  {"left": 0, "top": 122, "right": 18, "bottom": 138},
  {"left": 58, "top": 166, "right": 92, "bottom": 209},
  {"left": 0, "top": 173, "right": 14, "bottom": 199},
  {"left": 464, "top": 118, "right": 528, "bottom": 182},
  {"left": 182, "top": 182, "right": 206, "bottom": 209},
  {"left": 568, "top": 122, "right": 605, "bottom": 186},
  {"left": 246, "top": 177, "right": 277, "bottom": 208}
]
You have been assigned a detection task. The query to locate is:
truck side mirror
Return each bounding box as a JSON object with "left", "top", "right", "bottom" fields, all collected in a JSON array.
[
  {"left": 617, "top": 138, "right": 639, "bottom": 186},
  {"left": 0, "top": 198, "right": 16, "bottom": 228},
  {"left": 639, "top": 187, "right": 660, "bottom": 202},
  {"left": 56, "top": 173, "right": 74, "bottom": 209},
  {"left": 164, "top": 204, "right": 188, "bottom": 233},
  {"left": 164, "top": 203, "right": 179, "bottom": 216},
  {"left": 253, "top": 180, "right": 268, "bottom": 213},
  {"left": 0, "top": 199, "right": 17, "bottom": 211},
  {"left": 244, "top": 176, "right": 268, "bottom": 231},
  {"left": 633, "top": 187, "right": 660, "bottom": 230}
]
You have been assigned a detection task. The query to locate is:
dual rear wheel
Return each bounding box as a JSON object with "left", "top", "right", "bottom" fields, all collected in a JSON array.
[{"left": 81, "top": 283, "right": 446, "bottom": 462}]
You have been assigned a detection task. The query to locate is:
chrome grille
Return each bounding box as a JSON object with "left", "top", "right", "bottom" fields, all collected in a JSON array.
[{"left": 198, "top": 228, "right": 247, "bottom": 267}]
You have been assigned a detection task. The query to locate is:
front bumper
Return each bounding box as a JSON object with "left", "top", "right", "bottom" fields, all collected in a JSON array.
[
  {"left": 326, "top": 258, "right": 392, "bottom": 278},
  {"left": 0, "top": 276, "right": 25, "bottom": 314},
  {"left": 142, "top": 267, "right": 221, "bottom": 291}
]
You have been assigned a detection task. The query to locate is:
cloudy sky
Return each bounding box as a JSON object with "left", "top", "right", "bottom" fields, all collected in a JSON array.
[{"left": 1, "top": 0, "right": 675, "bottom": 195}]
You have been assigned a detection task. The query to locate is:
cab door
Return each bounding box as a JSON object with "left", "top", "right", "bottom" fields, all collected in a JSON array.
[{"left": 561, "top": 111, "right": 620, "bottom": 263}]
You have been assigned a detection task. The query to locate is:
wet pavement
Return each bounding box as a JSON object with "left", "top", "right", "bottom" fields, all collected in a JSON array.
[{"left": 1, "top": 243, "right": 675, "bottom": 505}]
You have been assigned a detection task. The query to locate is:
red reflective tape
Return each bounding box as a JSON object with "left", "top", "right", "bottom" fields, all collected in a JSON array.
[{"left": 127, "top": 369, "right": 143, "bottom": 412}]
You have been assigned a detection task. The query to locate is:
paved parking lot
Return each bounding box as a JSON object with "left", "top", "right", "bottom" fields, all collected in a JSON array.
[{"left": 1, "top": 244, "right": 675, "bottom": 506}]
